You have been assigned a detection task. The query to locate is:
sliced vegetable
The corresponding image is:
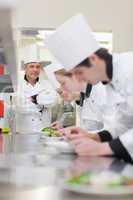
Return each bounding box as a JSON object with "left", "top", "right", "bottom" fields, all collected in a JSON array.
[
  {"left": 2, "top": 128, "right": 9, "bottom": 134},
  {"left": 67, "top": 172, "right": 91, "bottom": 186},
  {"left": 41, "top": 127, "right": 60, "bottom": 137},
  {"left": 66, "top": 171, "right": 133, "bottom": 188}
]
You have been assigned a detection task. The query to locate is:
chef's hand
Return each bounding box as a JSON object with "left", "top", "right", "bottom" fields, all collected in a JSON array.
[
  {"left": 51, "top": 121, "right": 62, "bottom": 130},
  {"left": 71, "top": 137, "right": 113, "bottom": 156},
  {"left": 62, "top": 127, "right": 101, "bottom": 142}
]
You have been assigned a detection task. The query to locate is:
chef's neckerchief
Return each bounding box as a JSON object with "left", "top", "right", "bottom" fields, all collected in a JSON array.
[
  {"left": 102, "top": 55, "right": 113, "bottom": 85},
  {"left": 76, "top": 84, "right": 92, "bottom": 107}
]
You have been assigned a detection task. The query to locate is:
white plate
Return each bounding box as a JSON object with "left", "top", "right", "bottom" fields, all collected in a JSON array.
[
  {"left": 61, "top": 182, "right": 133, "bottom": 196},
  {"left": 40, "top": 133, "right": 75, "bottom": 154},
  {"left": 40, "top": 132, "right": 65, "bottom": 142},
  {"left": 45, "top": 141, "right": 75, "bottom": 153},
  {"left": 61, "top": 170, "right": 133, "bottom": 196}
]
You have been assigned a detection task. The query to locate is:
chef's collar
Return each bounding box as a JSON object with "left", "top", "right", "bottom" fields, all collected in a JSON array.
[
  {"left": 102, "top": 56, "right": 113, "bottom": 85},
  {"left": 76, "top": 84, "right": 92, "bottom": 106},
  {"left": 24, "top": 74, "right": 39, "bottom": 84},
  {"left": 86, "top": 84, "right": 92, "bottom": 98}
]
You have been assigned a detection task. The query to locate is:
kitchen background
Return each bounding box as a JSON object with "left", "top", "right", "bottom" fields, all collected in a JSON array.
[{"left": 0, "top": 0, "right": 133, "bottom": 131}]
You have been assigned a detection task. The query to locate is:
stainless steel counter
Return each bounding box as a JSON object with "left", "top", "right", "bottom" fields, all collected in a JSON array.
[{"left": 0, "top": 134, "right": 132, "bottom": 200}]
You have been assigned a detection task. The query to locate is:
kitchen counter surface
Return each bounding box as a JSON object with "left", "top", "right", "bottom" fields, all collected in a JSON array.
[{"left": 0, "top": 134, "right": 132, "bottom": 200}]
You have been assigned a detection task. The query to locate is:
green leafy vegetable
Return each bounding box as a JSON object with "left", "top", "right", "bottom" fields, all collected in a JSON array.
[
  {"left": 66, "top": 172, "right": 133, "bottom": 188},
  {"left": 41, "top": 127, "right": 60, "bottom": 137},
  {"left": 67, "top": 172, "right": 91, "bottom": 186}
]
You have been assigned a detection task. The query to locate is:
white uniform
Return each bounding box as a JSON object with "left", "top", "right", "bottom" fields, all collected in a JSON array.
[
  {"left": 78, "top": 53, "right": 133, "bottom": 162},
  {"left": 80, "top": 53, "right": 133, "bottom": 162},
  {"left": 45, "top": 14, "right": 133, "bottom": 162},
  {"left": 97, "top": 52, "right": 133, "bottom": 163},
  {"left": 79, "top": 83, "right": 106, "bottom": 129},
  {"left": 82, "top": 83, "right": 106, "bottom": 121},
  {"left": 16, "top": 75, "right": 57, "bottom": 133}
]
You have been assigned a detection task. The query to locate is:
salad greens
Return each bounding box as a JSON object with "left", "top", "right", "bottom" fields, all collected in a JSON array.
[
  {"left": 42, "top": 127, "right": 60, "bottom": 137},
  {"left": 67, "top": 172, "right": 91, "bottom": 186},
  {"left": 66, "top": 172, "right": 133, "bottom": 188}
]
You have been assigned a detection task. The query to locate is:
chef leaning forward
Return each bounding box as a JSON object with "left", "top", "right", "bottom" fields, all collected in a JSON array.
[
  {"left": 45, "top": 14, "right": 133, "bottom": 163},
  {"left": 16, "top": 59, "right": 57, "bottom": 133},
  {"left": 45, "top": 62, "right": 107, "bottom": 130}
]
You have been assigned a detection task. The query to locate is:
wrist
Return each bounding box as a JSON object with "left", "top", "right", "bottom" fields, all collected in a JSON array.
[
  {"left": 98, "top": 142, "right": 114, "bottom": 156},
  {"left": 87, "top": 133, "right": 101, "bottom": 142}
]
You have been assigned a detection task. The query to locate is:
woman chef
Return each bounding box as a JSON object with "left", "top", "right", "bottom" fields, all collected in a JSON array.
[
  {"left": 45, "top": 62, "right": 107, "bottom": 134},
  {"left": 16, "top": 59, "right": 57, "bottom": 133},
  {"left": 45, "top": 14, "right": 133, "bottom": 163}
]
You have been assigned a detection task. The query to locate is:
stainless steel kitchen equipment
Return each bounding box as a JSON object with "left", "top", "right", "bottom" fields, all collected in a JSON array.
[{"left": 0, "top": 134, "right": 132, "bottom": 200}]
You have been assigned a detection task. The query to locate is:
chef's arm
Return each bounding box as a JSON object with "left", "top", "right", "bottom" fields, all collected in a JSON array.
[
  {"left": 37, "top": 90, "right": 58, "bottom": 107},
  {"left": 90, "top": 136, "right": 133, "bottom": 163},
  {"left": 97, "top": 116, "right": 131, "bottom": 142},
  {"left": 108, "top": 137, "right": 133, "bottom": 163},
  {"left": 110, "top": 129, "right": 133, "bottom": 163},
  {"left": 96, "top": 130, "right": 133, "bottom": 163},
  {"left": 97, "top": 130, "right": 113, "bottom": 142},
  {"left": 31, "top": 91, "right": 57, "bottom": 107},
  {"left": 85, "top": 130, "right": 112, "bottom": 142},
  {"left": 98, "top": 101, "right": 133, "bottom": 141}
]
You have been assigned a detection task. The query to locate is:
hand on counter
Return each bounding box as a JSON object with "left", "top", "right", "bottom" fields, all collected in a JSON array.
[
  {"left": 60, "top": 126, "right": 101, "bottom": 141},
  {"left": 72, "top": 138, "right": 113, "bottom": 156},
  {"left": 61, "top": 126, "right": 113, "bottom": 157}
]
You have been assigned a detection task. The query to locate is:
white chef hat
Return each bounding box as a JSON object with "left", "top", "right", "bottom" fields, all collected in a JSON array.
[
  {"left": 22, "top": 44, "right": 42, "bottom": 65},
  {"left": 24, "top": 59, "right": 41, "bottom": 65},
  {"left": 44, "top": 61, "right": 64, "bottom": 89},
  {"left": 45, "top": 14, "right": 100, "bottom": 71}
]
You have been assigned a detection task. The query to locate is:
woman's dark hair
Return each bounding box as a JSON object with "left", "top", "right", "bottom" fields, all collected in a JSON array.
[{"left": 95, "top": 48, "right": 112, "bottom": 66}]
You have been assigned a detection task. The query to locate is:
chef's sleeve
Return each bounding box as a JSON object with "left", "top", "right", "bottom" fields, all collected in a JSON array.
[
  {"left": 36, "top": 80, "right": 58, "bottom": 107},
  {"left": 98, "top": 130, "right": 133, "bottom": 163},
  {"left": 37, "top": 89, "right": 58, "bottom": 107},
  {"left": 109, "top": 129, "right": 133, "bottom": 163},
  {"left": 98, "top": 103, "right": 133, "bottom": 141},
  {"left": 97, "top": 121, "right": 129, "bottom": 142}
]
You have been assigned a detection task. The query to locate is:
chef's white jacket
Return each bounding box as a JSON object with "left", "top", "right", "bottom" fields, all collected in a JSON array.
[
  {"left": 97, "top": 52, "right": 133, "bottom": 163},
  {"left": 79, "top": 82, "right": 106, "bottom": 128},
  {"left": 78, "top": 52, "right": 133, "bottom": 163},
  {"left": 16, "top": 75, "right": 57, "bottom": 132}
]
